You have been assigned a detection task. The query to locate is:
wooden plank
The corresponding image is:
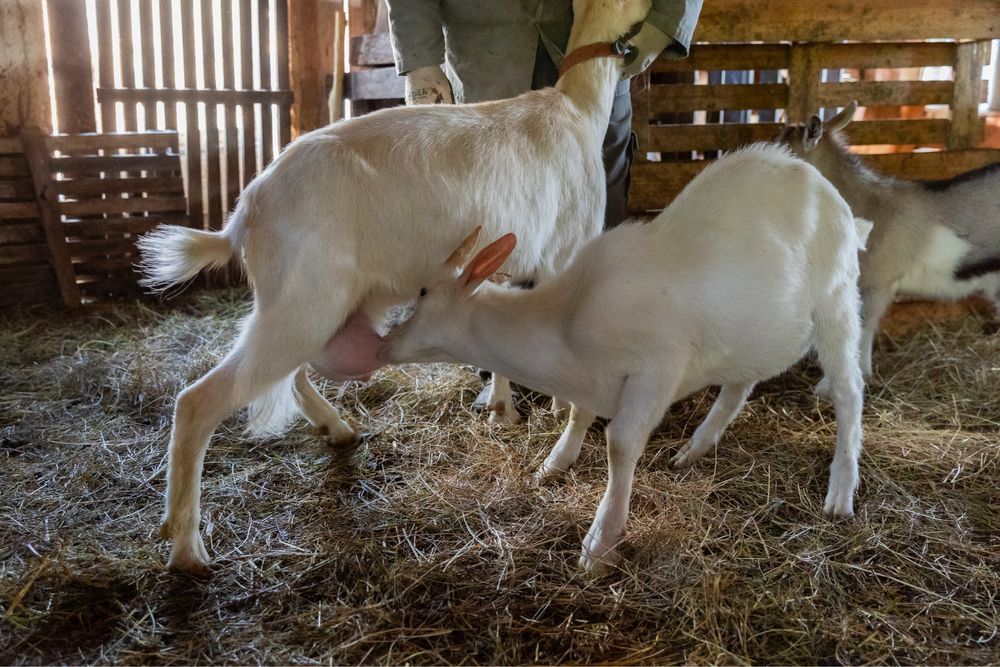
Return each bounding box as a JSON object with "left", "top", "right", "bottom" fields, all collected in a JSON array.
[
  {"left": 653, "top": 43, "right": 789, "bottom": 73},
  {"left": 289, "top": 0, "right": 324, "bottom": 135},
  {"left": 46, "top": 131, "right": 179, "bottom": 153},
  {"left": 275, "top": 0, "right": 293, "bottom": 147},
  {"left": 0, "top": 2, "right": 52, "bottom": 134},
  {"left": 259, "top": 0, "right": 276, "bottom": 166},
  {"left": 628, "top": 160, "right": 712, "bottom": 211},
  {"left": 786, "top": 43, "right": 820, "bottom": 124},
  {"left": 844, "top": 119, "right": 951, "bottom": 146},
  {"left": 239, "top": 0, "right": 257, "bottom": 183},
  {"left": 863, "top": 149, "right": 1000, "bottom": 181},
  {"left": 0, "top": 243, "right": 53, "bottom": 266},
  {"left": 0, "top": 137, "right": 23, "bottom": 153},
  {"left": 0, "top": 264, "right": 54, "bottom": 284},
  {"left": 222, "top": 0, "right": 241, "bottom": 212},
  {"left": 117, "top": 0, "right": 138, "bottom": 130},
  {"left": 0, "top": 155, "right": 31, "bottom": 177},
  {"left": 0, "top": 279, "right": 60, "bottom": 307},
  {"left": 63, "top": 217, "right": 172, "bottom": 237},
  {"left": 201, "top": 0, "right": 223, "bottom": 231},
  {"left": 648, "top": 83, "right": 787, "bottom": 114},
  {"left": 159, "top": 0, "right": 178, "bottom": 128},
  {"left": 97, "top": 87, "right": 294, "bottom": 106},
  {"left": 49, "top": 154, "right": 182, "bottom": 174},
  {"left": 643, "top": 123, "right": 783, "bottom": 153},
  {"left": 0, "top": 222, "right": 45, "bottom": 244},
  {"left": 95, "top": 0, "right": 117, "bottom": 132},
  {"left": 73, "top": 256, "right": 140, "bottom": 273},
  {"left": 0, "top": 201, "right": 41, "bottom": 219},
  {"left": 0, "top": 180, "right": 35, "bottom": 199},
  {"left": 180, "top": 0, "right": 203, "bottom": 230},
  {"left": 66, "top": 237, "right": 140, "bottom": 255},
  {"left": 22, "top": 128, "right": 81, "bottom": 304},
  {"left": 349, "top": 32, "right": 394, "bottom": 67},
  {"left": 47, "top": 0, "right": 97, "bottom": 133},
  {"left": 57, "top": 195, "right": 188, "bottom": 217},
  {"left": 695, "top": 0, "right": 1000, "bottom": 43},
  {"left": 813, "top": 42, "right": 957, "bottom": 70},
  {"left": 48, "top": 175, "right": 185, "bottom": 198},
  {"left": 950, "top": 41, "right": 989, "bottom": 150},
  {"left": 329, "top": 7, "right": 346, "bottom": 122},
  {"left": 347, "top": 67, "right": 404, "bottom": 100},
  {"left": 815, "top": 80, "right": 953, "bottom": 108},
  {"left": 139, "top": 0, "right": 157, "bottom": 127}
]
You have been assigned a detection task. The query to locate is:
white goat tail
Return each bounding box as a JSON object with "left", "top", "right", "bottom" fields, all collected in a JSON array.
[
  {"left": 854, "top": 217, "right": 873, "bottom": 250},
  {"left": 138, "top": 224, "right": 237, "bottom": 292}
]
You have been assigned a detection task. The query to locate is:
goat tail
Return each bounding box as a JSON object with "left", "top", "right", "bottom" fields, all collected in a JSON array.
[
  {"left": 853, "top": 217, "right": 874, "bottom": 251},
  {"left": 245, "top": 371, "right": 300, "bottom": 437}
]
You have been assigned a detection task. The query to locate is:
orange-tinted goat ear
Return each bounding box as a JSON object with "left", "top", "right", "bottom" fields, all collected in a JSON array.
[
  {"left": 460, "top": 234, "right": 517, "bottom": 292},
  {"left": 445, "top": 226, "right": 482, "bottom": 268}
]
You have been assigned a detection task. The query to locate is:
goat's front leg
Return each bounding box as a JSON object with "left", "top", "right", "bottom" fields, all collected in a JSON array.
[
  {"left": 671, "top": 382, "right": 755, "bottom": 468},
  {"left": 580, "top": 371, "right": 680, "bottom": 574},
  {"left": 535, "top": 403, "right": 596, "bottom": 483},
  {"left": 817, "top": 283, "right": 892, "bottom": 397},
  {"left": 486, "top": 373, "right": 521, "bottom": 425}
]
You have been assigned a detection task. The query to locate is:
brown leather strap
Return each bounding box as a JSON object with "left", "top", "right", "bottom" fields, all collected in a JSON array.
[{"left": 558, "top": 42, "right": 626, "bottom": 78}]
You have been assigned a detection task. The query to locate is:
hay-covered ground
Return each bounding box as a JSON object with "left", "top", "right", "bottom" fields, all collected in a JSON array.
[{"left": 1, "top": 290, "right": 998, "bottom": 665}]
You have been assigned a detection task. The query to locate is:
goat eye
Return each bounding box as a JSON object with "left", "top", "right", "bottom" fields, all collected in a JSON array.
[{"left": 419, "top": 287, "right": 427, "bottom": 298}]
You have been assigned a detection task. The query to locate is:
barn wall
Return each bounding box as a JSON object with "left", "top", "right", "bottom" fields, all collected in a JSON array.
[{"left": 0, "top": 1, "right": 52, "bottom": 136}]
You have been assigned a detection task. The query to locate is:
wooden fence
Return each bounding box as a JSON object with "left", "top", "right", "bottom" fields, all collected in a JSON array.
[
  {"left": 0, "top": 131, "right": 187, "bottom": 306},
  {"left": 91, "top": 0, "right": 293, "bottom": 233}
]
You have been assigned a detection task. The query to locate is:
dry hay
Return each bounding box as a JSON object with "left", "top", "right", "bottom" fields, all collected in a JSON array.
[{"left": 0, "top": 290, "right": 998, "bottom": 665}]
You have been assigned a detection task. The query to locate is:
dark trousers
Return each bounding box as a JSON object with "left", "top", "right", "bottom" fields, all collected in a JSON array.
[{"left": 533, "top": 41, "right": 634, "bottom": 228}]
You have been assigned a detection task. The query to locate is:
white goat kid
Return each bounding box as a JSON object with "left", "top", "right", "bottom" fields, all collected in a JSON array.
[
  {"left": 138, "top": 0, "right": 652, "bottom": 573},
  {"left": 780, "top": 101, "right": 1000, "bottom": 379},
  {"left": 381, "top": 145, "right": 870, "bottom": 573}
]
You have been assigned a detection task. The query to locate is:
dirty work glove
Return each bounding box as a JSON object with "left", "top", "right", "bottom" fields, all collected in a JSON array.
[
  {"left": 621, "top": 22, "right": 673, "bottom": 78},
  {"left": 404, "top": 65, "right": 454, "bottom": 105}
]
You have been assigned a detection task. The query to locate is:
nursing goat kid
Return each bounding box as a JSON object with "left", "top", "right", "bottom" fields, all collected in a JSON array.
[
  {"left": 138, "top": 0, "right": 652, "bottom": 573},
  {"left": 780, "top": 101, "right": 1000, "bottom": 379},
  {"left": 380, "top": 144, "right": 871, "bottom": 573}
]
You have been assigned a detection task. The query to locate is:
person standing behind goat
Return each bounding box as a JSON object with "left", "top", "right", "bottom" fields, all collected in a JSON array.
[{"left": 385, "top": 0, "right": 702, "bottom": 228}]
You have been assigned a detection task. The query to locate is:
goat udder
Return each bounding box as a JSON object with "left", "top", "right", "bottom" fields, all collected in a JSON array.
[{"left": 309, "top": 311, "right": 385, "bottom": 381}]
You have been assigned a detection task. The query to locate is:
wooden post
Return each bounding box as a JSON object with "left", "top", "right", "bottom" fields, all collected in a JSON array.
[
  {"left": 328, "top": 7, "right": 347, "bottom": 123},
  {"left": 0, "top": 1, "right": 52, "bottom": 136},
  {"left": 47, "top": 0, "right": 97, "bottom": 134},
  {"left": 289, "top": 0, "right": 324, "bottom": 135},
  {"left": 950, "top": 40, "right": 988, "bottom": 149},
  {"left": 22, "top": 128, "right": 80, "bottom": 306},
  {"left": 787, "top": 43, "right": 819, "bottom": 123},
  {"left": 989, "top": 40, "right": 1000, "bottom": 114}
]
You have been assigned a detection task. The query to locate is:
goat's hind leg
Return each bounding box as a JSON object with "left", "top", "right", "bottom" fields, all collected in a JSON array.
[
  {"left": 812, "top": 285, "right": 865, "bottom": 518},
  {"left": 294, "top": 367, "right": 356, "bottom": 444},
  {"left": 671, "top": 382, "right": 755, "bottom": 468},
  {"left": 535, "top": 403, "right": 596, "bottom": 483}
]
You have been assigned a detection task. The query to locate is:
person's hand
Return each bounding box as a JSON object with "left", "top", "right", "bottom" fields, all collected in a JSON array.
[
  {"left": 404, "top": 65, "right": 454, "bottom": 105},
  {"left": 621, "top": 22, "right": 672, "bottom": 78}
]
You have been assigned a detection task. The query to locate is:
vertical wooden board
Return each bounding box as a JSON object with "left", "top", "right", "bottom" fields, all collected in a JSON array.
[
  {"left": 201, "top": 0, "right": 223, "bottom": 231},
  {"left": 239, "top": 0, "right": 258, "bottom": 184},
  {"left": 22, "top": 129, "right": 81, "bottom": 305},
  {"left": 139, "top": 0, "right": 157, "bottom": 128},
  {"left": 289, "top": 0, "right": 323, "bottom": 136},
  {"left": 275, "top": 0, "right": 292, "bottom": 146},
  {"left": 259, "top": 0, "right": 276, "bottom": 166},
  {"left": 180, "top": 0, "right": 203, "bottom": 229},
  {"left": 787, "top": 43, "right": 820, "bottom": 123},
  {"left": 47, "top": 0, "right": 97, "bottom": 134},
  {"left": 159, "top": 0, "right": 178, "bottom": 128},
  {"left": 950, "top": 40, "right": 989, "bottom": 149},
  {"left": 0, "top": 2, "right": 52, "bottom": 135},
  {"left": 328, "top": 6, "right": 346, "bottom": 122},
  {"left": 222, "top": 0, "right": 241, "bottom": 211},
  {"left": 95, "top": 0, "right": 118, "bottom": 132},
  {"left": 116, "top": 0, "right": 139, "bottom": 130}
]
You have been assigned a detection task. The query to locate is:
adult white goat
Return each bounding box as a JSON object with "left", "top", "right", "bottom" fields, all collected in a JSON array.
[
  {"left": 779, "top": 101, "right": 1000, "bottom": 378},
  {"left": 380, "top": 144, "right": 871, "bottom": 573},
  {"left": 138, "top": 0, "right": 652, "bottom": 573}
]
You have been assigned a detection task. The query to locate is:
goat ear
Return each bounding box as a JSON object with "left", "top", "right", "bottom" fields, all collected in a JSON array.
[
  {"left": 460, "top": 234, "right": 517, "bottom": 292},
  {"left": 487, "top": 272, "right": 512, "bottom": 285},
  {"left": 803, "top": 115, "right": 823, "bottom": 151},
  {"left": 445, "top": 226, "right": 482, "bottom": 268},
  {"left": 824, "top": 100, "right": 857, "bottom": 132}
]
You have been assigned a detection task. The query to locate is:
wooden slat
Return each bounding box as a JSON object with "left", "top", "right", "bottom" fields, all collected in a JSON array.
[
  {"left": 259, "top": 0, "right": 275, "bottom": 166},
  {"left": 73, "top": 256, "right": 139, "bottom": 273},
  {"left": 275, "top": 0, "right": 292, "bottom": 147},
  {"left": 57, "top": 195, "right": 188, "bottom": 217},
  {"left": 22, "top": 129, "right": 81, "bottom": 304},
  {"left": 180, "top": 0, "right": 203, "bottom": 230},
  {"left": 46, "top": 131, "right": 179, "bottom": 153},
  {"left": 629, "top": 160, "right": 711, "bottom": 211},
  {"left": 47, "top": 0, "right": 97, "bottom": 133},
  {"left": 117, "top": 0, "right": 138, "bottom": 130},
  {"left": 813, "top": 42, "right": 957, "bottom": 70},
  {"left": 239, "top": 0, "right": 257, "bottom": 184},
  {"left": 844, "top": 119, "right": 951, "bottom": 146},
  {"left": 139, "top": 0, "right": 156, "bottom": 124},
  {"left": 0, "top": 201, "right": 41, "bottom": 219},
  {"left": 0, "top": 244, "right": 53, "bottom": 266},
  {"left": 787, "top": 43, "right": 820, "bottom": 124},
  {"left": 202, "top": 0, "right": 223, "bottom": 231},
  {"left": 64, "top": 217, "right": 172, "bottom": 237},
  {"left": 646, "top": 123, "right": 783, "bottom": 153},
  {"left": 222, "top": 0, "right": 241, "bottom": 211},
  {"left": 864, "top": 149, "right": 1000, "bottom": 181},
  {"left": 0, "top": 137, "right": 24, "bottom": 154},
  {"left": 347, "top": 67, "right": 404, "bottom": 101},
  {"left": 0, "top": 223, "right": 45, "bottom": 244},
  {"left": 48, "top": 175, "right": 185, "bottom": 198},
  {"left": 0, "top": 280, "right": 60, "bottom": 308},
  {"left": 66, "top": 236, "right": 140, "bottom": 255},
  {"left": 49, "top": 154, "right": 182, "bottom": 175},
  {"left": 0, "top": 180, "right": 35, "bottom": 199},
  {"left": 950, "top": 41, "right": 989, "bottom": 149},
  {"left": 695, "top": 0, "right": 1000, "bottom": 42},
  {"left": 649, "top": 84, "right": 787, "bottom": 114},
  {"left": 95, "top": 0, "right": 117, "bottom": 132},
  {"left": 350, "top": 33, "right": 394, "bottom": 67},
  {"left": 0, "top": 156, "right": 31, "bottom": 177},
  {"left": 0, "top": 264, "right": 54, "bottom": 285},
  {"left": 653, "top": 43, "right": 790, "bottom": 73},
  {"left": 159, "top": 0, "right": 178, "bottom": 128},
  {"left": 96, "top": 87, "right": 294, "bottom": 107},
  {"left": 815, "top": 80, "right": 953, "bottom": 108}
]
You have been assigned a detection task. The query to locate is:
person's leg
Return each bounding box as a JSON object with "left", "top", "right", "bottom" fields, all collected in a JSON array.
[{"left": 603, "top": 80, "right": 635, "bottom": 229}]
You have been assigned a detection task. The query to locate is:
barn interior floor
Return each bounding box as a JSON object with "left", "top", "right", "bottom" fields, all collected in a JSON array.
[{"left": 1, "top": 289, "right": 998, "bottom": 664}]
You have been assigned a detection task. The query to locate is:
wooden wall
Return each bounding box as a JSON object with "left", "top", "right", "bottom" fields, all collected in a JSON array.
[{"left": 0, "top": 1, "right": 52, "bottom": 136}]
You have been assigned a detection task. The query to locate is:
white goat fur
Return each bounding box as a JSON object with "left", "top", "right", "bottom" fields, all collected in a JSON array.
[
  {"left": 136, "top": 0, "right": 652, "bottom": 573},
  {"left": 383, "top": 145, "right": 870, "bottom": 573},
  {"left": 780, "top": 102, "right": 1000, "bottom": 378}
]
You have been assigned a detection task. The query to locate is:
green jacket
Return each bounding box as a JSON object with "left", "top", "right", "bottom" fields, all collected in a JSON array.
[{"left": 386, "top": 0, "right": 703, "bottom": 103}]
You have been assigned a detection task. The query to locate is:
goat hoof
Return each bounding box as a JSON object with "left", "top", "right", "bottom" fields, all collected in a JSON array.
[
  {"left": 317, "top": 421, "right": 357, "bottom": 446},
  {"left": 167, "top": 534, "right": 212, "bottom": 576},
  {"left": 534, "top": 463, "right": 565, "bottom": 485},
  {"left": 488, "top": 401, "right": 521, "bottom": 426}
]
